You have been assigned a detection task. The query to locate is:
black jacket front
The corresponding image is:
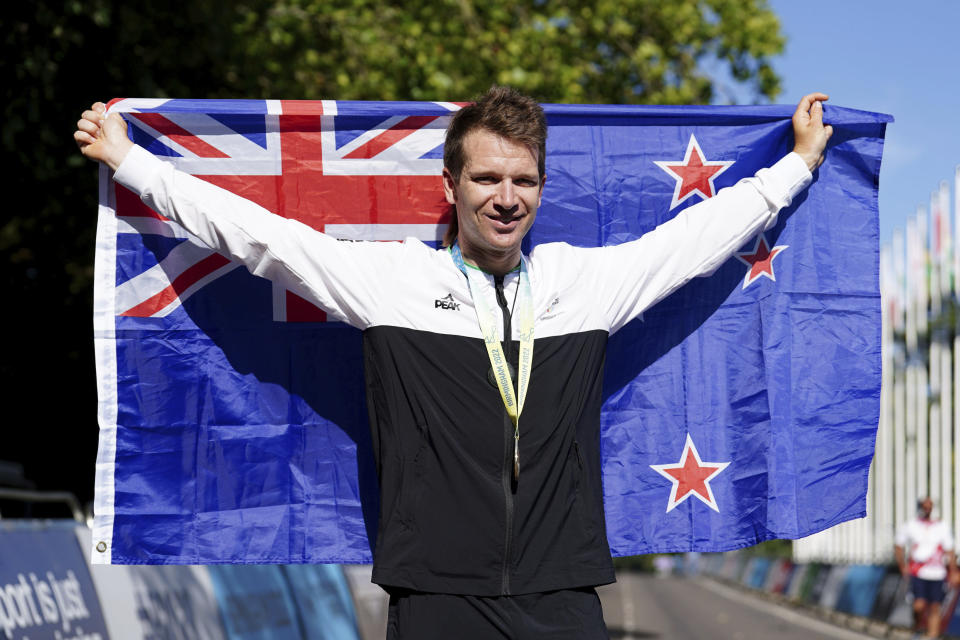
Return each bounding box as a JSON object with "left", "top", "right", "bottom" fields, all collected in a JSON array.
[{"left": 366, "top": 325, "right": 613, "bottom": 595}]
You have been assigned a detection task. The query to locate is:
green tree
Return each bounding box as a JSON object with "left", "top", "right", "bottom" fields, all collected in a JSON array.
[
  {"left": 3, "top": 0, "right": 271, "bottom": 509},
  {"left": 2, "top": 0, "right": 783, "bottom": 508},
  {"left": 229, "top": 0, "right": 783, "bottom": 103}
]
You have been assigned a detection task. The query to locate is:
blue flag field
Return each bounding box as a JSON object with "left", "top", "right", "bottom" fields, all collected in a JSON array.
[{"left": 92, "top": 98, "right": 890, "bottom": 564}]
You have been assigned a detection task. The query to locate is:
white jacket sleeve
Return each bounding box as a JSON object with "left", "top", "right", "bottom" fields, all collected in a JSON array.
[
  {"left": 112, "top": 144, "right": 402, "bottom": 329},
  {"left": 589, "top": 152, "right": 812, "bottom": 334}
]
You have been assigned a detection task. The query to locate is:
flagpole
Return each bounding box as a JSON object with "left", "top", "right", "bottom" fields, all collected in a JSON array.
[
  {"left": 917, "top": 207, "right": 930, "bottom": 501},
  {"left": 893, "top": 228, "right": 908, "bottom": 539},
  {"left": 938, "top": 181, "right": 954, "bottom": 530},
  {"left": 905, "top": 215, "right": 919, "bottom": 514},
  {"left": 878, "top": 245, "right": 895, "bottom": 561},
  {"left": 864, "top": 462, "right": 876, "bottom": 561},
  {"left": 929, "top": 196, "right": 942, "bottom": 508},
  {"left": 954, "top": 166, "right": 960, "bottom": 546},
  {"left": 928, "top": 193, "right": 942, "bottom": 521},
  {"left": 939, "top": 331, "right": 952, "bottom": 519},
  {"left": 932, "top": 193, "right": 943, "bottom": 317}
]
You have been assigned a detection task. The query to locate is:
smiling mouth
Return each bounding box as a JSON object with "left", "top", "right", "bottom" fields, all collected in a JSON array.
[{"left": 487, "top": 212, "right": 524, "bottom": 226}]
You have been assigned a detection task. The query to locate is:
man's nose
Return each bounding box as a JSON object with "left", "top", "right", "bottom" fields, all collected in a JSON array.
[{"left": 493, "top": 181, "right": 520, "bottom": 214}]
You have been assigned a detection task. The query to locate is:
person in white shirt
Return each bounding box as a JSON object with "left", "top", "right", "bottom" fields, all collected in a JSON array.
[{"left": 895, "top": 497, "right": 958, "bottom": 638}]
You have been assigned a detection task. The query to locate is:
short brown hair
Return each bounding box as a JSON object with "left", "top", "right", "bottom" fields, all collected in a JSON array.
[{"left": 442, "top": 86, "right": 547, "bottom": 247}]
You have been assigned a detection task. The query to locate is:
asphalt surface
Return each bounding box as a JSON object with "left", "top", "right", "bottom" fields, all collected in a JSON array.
[
  {"left": 597, "top": 573, "right": 880, "bottom": 640},
  {"left": 345, "top": 567, "right": 883, "bottom": 639}
]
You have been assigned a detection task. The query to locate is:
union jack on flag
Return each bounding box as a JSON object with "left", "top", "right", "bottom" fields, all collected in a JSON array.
[
  {"left": 109, "top": 98, "right": 459, "bottom": 322},
  {"left": 93, "top": 98, "right": 890, "bottom": 565}
]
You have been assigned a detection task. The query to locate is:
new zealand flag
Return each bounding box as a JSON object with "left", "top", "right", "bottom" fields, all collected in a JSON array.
[{"left": 92, "top": 98, "right": 890, "bottom": 563}]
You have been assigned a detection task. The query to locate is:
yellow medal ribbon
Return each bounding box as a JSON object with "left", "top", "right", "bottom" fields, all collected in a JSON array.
[{"left": 451, "top": 244, "right": 534, "bottom": 480}]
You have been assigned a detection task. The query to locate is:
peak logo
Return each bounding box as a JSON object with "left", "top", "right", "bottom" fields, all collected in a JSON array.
[{"left": 434, "top": 293, "right": 461, "bottom": 311}]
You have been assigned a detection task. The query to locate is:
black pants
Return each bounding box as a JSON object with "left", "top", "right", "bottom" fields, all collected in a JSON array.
[{"left": 385, "top": 587, "right": 610, "bottom": 639}]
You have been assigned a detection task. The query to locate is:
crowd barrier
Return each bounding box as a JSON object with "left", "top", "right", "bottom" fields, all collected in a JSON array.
[
  {"left": 689, "top": 551, "right": 960, "bottom": 637},
  {"left": 0, "top": 520, "right": 363, "bottom": 640},
  {"left": 19, "top": 518, "right": 960, "bottom": 638}
]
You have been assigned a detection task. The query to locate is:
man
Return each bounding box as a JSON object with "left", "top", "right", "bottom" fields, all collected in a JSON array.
[
  {"left": 895, "top": 497, "right": 957, "bottom": 638},
  {"left": 76, "top": 86, "right": 831, "bottom": 638}
]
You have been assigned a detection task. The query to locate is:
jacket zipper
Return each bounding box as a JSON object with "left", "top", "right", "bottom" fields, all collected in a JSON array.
[{"left": 494, "top": 275, "right": 515, "bottom": 595}]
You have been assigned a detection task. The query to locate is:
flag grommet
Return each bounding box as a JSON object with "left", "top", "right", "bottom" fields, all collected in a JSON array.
[{"left": 96, "top": 541, "right": 107, "bottom": 553}]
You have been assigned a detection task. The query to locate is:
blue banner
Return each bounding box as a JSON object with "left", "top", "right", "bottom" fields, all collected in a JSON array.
[
  {"left": 206, "top": 565, "right": 301, "bottom": 640},
  {"left": 835, "top": 565, "right": 886, "bottom": 617},
  {"left": 0, "top": 524, "right": 109, "bottom": 640},
  {"left": 281, "top": 565, "right": 359, "bottom": 639}
]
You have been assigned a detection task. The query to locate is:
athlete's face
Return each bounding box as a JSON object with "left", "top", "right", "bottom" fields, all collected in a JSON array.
[{"left": 443, "top": 129, "right": 544, "bottom": 269}]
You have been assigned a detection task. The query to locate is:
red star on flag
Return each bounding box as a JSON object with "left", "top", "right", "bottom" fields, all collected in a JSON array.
[
  {"left": 735, "top": 233, "right": 788, "bottom": 289},
  {"left": 650, "top": 434, "right": 730, "bottom": 513},
  {"left": 654, "top": 134, "right": 734, "bottom": 210}
]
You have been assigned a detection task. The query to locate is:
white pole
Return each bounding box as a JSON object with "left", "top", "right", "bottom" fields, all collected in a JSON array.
[
  {"left": 863, "top": 465, "right": 874, "bottom": 562},
  {"left": 918, "top": 364, "right": 929, "bottom": 500},
  {"left": 939, "top": 181, "right": 954, "bottom": 530},
  {"left": 932, "top": 193, "right": 942, "bottom": 316},
  {"left": 894, "top": 229, "right": 908, "bottom": 533},
  {"left": 930, "top": 194, "right": 943, "bottom": 509},
  {"left": 917, "top": 207, "right": 929, "bottom": 501},
  {"left": 955, "top": 166, "right": 960, "bottom": 299},
  {"left": 940, "top": 180, "right": 953, "bottom": 300},
  {"left": 930, "top": 335, "right": 940, "bottom": 504},
  {"left": 878, "top": 245, "right": 895, "bottom": 561},
  {"left": 906, "top": 217, "right": 918, "bottom": 518},
  {"left": 954, "top": 166, "right": 960, "bottom": 546},
  {"left": 941, "top": 338, "right": 953, "bottom": 526}
]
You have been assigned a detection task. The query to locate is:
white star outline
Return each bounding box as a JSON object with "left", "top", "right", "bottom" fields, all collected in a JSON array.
[
  {"left": 649, "top": 434, "right": 731, "bottom": 513},
  {"left": 653, "top": 134, "right": 735, "bottom": 211},
  {"left": 734, "top": 233, "right": 789, "bottom": 289}
]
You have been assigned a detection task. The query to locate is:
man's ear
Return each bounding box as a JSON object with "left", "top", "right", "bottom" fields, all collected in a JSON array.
[
  {"left": 537, "top": 174, "right": 546, "bottom": 208},
  {"left": 442, "top": 168, "right": 457, "bottom": 205}
]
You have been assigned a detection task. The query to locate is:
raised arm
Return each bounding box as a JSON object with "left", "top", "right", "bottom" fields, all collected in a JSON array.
[
  {"left": 74, "top": 102, "right": 400, "bottom": 329},
  {"left": 591, "top": 93, "right": 833, "bottom": 333}
]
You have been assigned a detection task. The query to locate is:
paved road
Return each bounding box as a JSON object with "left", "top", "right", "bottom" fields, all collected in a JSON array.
[
  {"left": 346, "top": 567, "right": 882, "bottom": 639},
  {"left": 597, "top": 573, "right": 879, "bottom": 640}
]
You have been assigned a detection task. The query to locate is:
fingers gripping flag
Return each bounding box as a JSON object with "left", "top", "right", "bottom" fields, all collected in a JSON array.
[{"left": 93, "top": 99, "right": 890, "bottom": 564}]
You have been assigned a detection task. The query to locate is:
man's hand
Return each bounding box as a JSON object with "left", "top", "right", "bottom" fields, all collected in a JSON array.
[
  {"left": 74, "top": 102, "right": 134, "bottom": 172},
  {"left": 792, "top": 92, "right": 833, "bottom": 172}
]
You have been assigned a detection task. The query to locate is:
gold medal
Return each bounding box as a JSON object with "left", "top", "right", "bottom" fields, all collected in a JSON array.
[{"left": 513, "top": 435, "right": 520, "bottom": 481}]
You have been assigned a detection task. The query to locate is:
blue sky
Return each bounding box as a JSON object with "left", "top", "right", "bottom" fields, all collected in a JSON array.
[{"left": 766, "top": 0, "right": 960, "bottom": 248}]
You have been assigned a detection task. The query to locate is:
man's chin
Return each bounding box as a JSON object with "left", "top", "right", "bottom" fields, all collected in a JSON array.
[{"left": 485, "top": 230, "right": 526, "bottom": 251}]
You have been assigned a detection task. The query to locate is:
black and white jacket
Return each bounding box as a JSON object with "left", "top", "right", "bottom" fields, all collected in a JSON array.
[{"left": 115, "top": 145, "right": 811, "bottom": 596}]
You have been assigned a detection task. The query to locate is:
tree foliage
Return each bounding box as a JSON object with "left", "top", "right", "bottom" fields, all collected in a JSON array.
[
  {"left": 2, "top": 0, "right": 783, "bottom": 506},
  {"left": 229, "top": 0, "right": 783, "bottom": 104}
]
